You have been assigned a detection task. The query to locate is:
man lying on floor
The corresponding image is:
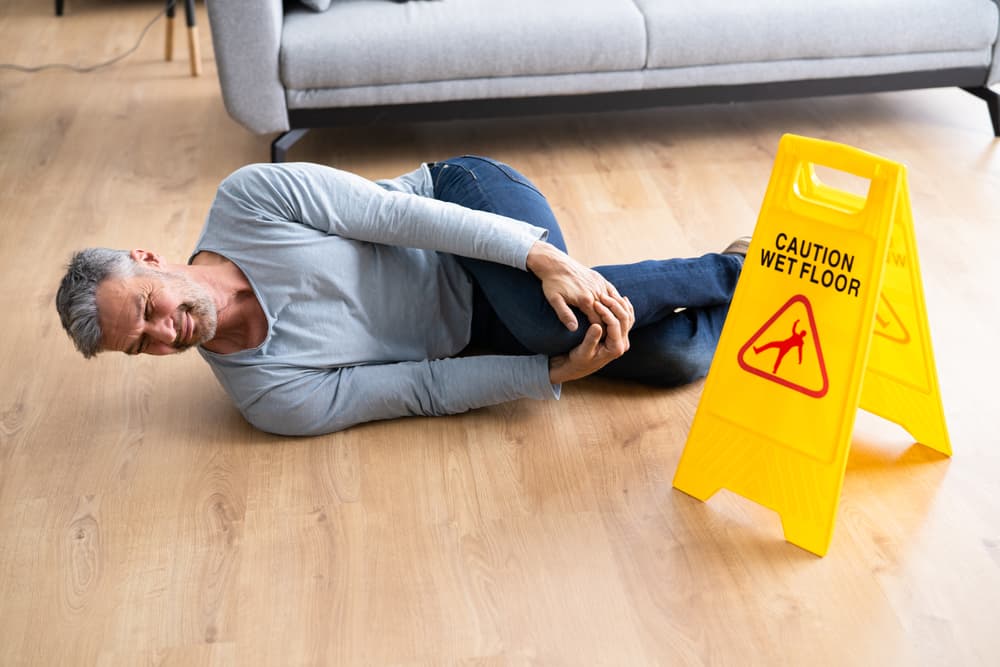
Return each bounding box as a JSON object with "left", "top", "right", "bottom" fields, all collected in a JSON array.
[{"left": 56, "top": 156, "right": 746, "bottom": 436}]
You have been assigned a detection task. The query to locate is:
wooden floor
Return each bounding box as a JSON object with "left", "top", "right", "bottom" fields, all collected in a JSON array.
[{"left": 2, "top": 1, "right": 1000, "bottom": 665}]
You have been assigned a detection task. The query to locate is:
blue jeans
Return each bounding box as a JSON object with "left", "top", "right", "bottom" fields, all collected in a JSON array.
[{"left": 429, "top": 155, "right": 743, "bottom": 387}]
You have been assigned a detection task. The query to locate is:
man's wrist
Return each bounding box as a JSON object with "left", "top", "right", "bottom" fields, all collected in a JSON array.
[
  {"left": 548, "top": 354, "right": 571, "bottom": 385},
  {"left": 526, "top": 241, "right": 561, "bottom": 277}
]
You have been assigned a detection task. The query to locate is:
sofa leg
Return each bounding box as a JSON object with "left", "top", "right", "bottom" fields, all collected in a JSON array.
[
  {"left": 963, "top": 87, "right": 1000, "bottom": 137},
  {"left": 271, "top": 129, "right": 310, "bottom": 163}
]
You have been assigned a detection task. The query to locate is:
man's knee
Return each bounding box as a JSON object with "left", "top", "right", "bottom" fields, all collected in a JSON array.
[
  {"left": 507, "top": 317, "right": 587, "bottom": 357},
  {"left": 663, "top": 352, "right": 713, "bottom": 386},
  {"left": 668, "top": 336, "right": 722, "bottom": 386}
]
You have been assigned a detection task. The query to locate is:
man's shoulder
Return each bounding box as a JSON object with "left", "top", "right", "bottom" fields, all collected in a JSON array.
[{"left": 199, "top": 348, "right": 317, "bottom": 396}]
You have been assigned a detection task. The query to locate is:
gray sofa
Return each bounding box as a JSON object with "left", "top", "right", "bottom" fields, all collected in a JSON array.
[{"left": 206, "top": 0, "right": 1000, "bottom": 161}]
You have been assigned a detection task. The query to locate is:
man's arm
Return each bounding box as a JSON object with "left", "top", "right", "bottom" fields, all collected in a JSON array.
[
  {"left": 239, "top": 354, "right": 558, "bottom": 437},
  {"left": 212, "top": 162, "right": 634, "bottom": 337},
  {"left": 210, "top": 162, "right": 547, "bottom": 270},
  {"left": 237, "top": 291, "right": 631, "bottom": 436}
]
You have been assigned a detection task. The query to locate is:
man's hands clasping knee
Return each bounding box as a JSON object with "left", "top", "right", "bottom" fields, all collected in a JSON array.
[
  {"left": 526, "top": 241, "right": 635, "bottom": 384},
  {"left": 526, "top": 241, "right": 634, "bottom": 333},
  {"left": 547, "top": 293, "right": 631, "bottom": 384}
]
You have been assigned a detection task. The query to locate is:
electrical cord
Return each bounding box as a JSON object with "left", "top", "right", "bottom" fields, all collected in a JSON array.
[{"left": 0, "top": 0, "right": 177, "bottom": 73}]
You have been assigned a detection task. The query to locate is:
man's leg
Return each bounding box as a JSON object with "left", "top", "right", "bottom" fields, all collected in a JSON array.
[
  {"left": 593, "top": 255, "right": 741, "bottom": 328},
  {"left": 431, "top": 156, "right": 582, "bottom": 355},
  {"left": 430, "top": 156, "right": 742, "bottom": 385},
  {"left": 543, "top": 254, "right": 741, "bottom": 385},
  {"left": 596, "top": 303, "right": 732, "bottom": 386}
]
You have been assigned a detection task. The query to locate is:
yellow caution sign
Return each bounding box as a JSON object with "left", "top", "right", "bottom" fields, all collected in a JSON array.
[{"left": 672, "top": 135, "right": 950, "bottom": 557}]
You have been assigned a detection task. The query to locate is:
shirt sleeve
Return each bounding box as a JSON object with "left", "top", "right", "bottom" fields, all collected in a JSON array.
[
  {"left": 237, "top": 354, "right": 560, "bottom": 437},
  {"left": 208, "top": 162, "right": 548, "bottom": 270}
]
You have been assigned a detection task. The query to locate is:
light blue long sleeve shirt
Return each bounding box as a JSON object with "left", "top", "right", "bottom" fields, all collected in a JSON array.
[{"left": 191, "top": 162, "right": 558, "bottom": 436}]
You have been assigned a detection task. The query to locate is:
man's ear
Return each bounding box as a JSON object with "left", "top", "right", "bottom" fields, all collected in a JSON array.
[{"left": 129, "top": 248, "right": 164, "bottom": 269}]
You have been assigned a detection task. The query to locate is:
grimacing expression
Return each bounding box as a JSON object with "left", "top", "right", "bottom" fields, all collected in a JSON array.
[{"left": 95, "top": 268, "right": 217, "bottom": 356}]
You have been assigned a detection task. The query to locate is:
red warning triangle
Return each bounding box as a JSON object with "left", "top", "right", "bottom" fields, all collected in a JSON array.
[
  {"left": 873, "top": 294, "right": 910, "bottom": 344},
  {"left": 737, "top": 294, "right": 829, "bottom": 398}
]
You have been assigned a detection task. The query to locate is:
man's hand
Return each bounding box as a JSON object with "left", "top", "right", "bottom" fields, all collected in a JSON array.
[
  {"left": 526, "top": 241, "right": 634, "bottom": 333},
  {"left": 548, "top": 295, "right": 631, "bottom": 384}
]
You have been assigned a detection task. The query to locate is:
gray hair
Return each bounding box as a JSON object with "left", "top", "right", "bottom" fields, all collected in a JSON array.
[{"left": 55, "top": 248, "right": 137, "bottom": 358}]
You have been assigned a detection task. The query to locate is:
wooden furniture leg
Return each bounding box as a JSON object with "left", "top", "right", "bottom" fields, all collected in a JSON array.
[
  {"left": 184, "top": 0, "right": 202, "bottom": 77},
  {"left": 165, "top": 1, "right": 201, "bottom": 76},
  {"left": 165, "top": 0, "right": 175, "bottom": 61}
]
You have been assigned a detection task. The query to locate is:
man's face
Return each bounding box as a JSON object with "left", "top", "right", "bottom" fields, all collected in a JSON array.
[{"left": 95, "top": 268, "right": 217, "bottom": 356}]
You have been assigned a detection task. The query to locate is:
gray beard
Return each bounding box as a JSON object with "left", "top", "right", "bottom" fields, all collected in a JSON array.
[{"left": 162, "top": 271, "right": 218, "bottom": 351}]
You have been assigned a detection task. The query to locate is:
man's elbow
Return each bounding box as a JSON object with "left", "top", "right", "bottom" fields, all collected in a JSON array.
[{"left": 242, "top": 403, "right": 344, "bottom": 438}]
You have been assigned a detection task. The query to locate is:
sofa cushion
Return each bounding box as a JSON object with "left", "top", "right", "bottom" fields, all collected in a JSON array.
[
  {"left": 633, "top": 0, "right": 999, "bottom": 70},
  {"left": 281, "top": 0, "right": 647, "bottom": 90}
]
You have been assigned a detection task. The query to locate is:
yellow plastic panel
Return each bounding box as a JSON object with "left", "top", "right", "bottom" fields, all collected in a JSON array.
[{"left": 672, "top": 135, "right": 950, "bottom": 556}]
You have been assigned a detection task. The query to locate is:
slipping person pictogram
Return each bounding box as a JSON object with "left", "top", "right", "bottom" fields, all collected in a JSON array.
[
  {"left": 753, "top": 319, "right": 806, "bottom": 374},
  {"left": 737, "top": 294, "right": 828, "bottom": 398}
]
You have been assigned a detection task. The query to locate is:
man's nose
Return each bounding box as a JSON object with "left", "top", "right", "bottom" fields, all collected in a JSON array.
[{"left": 149, "top": 314, "right": 177, "bottom": 344}]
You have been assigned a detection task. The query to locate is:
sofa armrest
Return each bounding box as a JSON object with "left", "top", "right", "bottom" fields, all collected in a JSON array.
[{"left": 206, "top": 0, "right": 289, "bottom": 134}]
